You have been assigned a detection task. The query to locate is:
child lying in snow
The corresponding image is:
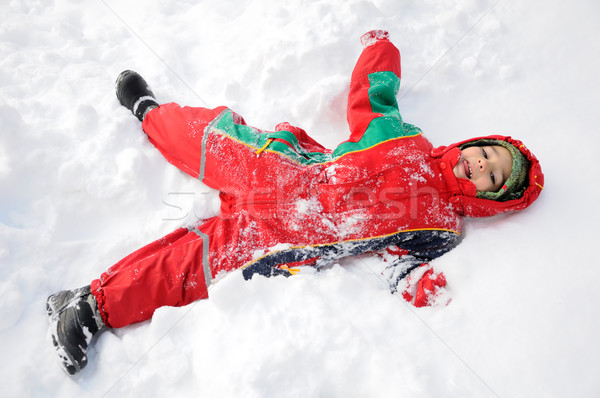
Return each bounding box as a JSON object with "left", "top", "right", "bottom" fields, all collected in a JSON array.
[{"left": 47, "top": 30, "right": 544, "bottom": 375}]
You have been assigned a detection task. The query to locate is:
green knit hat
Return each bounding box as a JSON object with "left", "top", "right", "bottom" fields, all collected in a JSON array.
[{"left": 460, "top": 139, "right": 530, "bottom": 202}]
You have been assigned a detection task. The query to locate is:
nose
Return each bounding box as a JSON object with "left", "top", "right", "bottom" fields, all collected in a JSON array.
[{"left": 478, "top": 158, "right": 487, "bottom": 171}]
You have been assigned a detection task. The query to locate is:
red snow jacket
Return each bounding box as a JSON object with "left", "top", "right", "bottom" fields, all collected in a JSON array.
[
  {"left": 142, "top": 31, "right": 544, "bottom": 308},
  {"left": 233, "top": 32, "right": 542, "bottom": 299}
]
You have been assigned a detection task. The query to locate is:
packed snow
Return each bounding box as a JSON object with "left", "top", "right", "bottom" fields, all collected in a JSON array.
[{"left": 1, "top": 0, "right": 599, "bottom": 397}]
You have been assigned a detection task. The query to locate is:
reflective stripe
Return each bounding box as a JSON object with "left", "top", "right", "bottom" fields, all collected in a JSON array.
[{"left": 191, "top": 228, "right": 212, "bottom": 288}]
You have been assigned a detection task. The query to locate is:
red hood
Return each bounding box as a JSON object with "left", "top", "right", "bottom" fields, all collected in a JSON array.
[{"left": 431, "top": 134, "right": 544, "bottom": 218}]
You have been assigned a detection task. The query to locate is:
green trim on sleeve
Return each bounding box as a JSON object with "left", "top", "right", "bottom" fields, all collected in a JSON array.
[
  {"left": 367, "top": 71, "right": 401, "bottom": 119},
  {"left": 331, "top": 71, "right": 421, "bottom": 158}
]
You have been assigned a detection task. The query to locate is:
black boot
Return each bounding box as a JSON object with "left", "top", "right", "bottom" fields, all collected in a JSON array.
[
  {"left": 47, "top": 286, "right": 106, "bottom": 375},
  {"left": 115, "top": 70, "right": 159, "bottom": 121}
]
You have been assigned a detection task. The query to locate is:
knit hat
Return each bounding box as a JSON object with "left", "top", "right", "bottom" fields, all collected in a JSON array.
[{"left": 460, "top": 139, "right": 530, "bottom": 202}]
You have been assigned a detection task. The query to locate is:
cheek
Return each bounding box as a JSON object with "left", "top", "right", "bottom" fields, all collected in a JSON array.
[
  {"left": 471, "top": 176, "right": 491, "bottom": 191},
  {"left": 452, "top": 163, "right": 461, "bottom": 178},
  {"left": 471, "top": 176, "right": 490, "bottom": 191}
]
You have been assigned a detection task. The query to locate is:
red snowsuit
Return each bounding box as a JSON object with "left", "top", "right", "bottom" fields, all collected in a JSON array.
[{"left": 91, "top": 32, "right": 543, "bottom": 327}]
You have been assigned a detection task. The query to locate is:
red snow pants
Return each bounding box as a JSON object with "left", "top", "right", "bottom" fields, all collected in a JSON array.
[
  {"left": 91, "top": 105, "right": 217, "bottom": 328},
  {"left": 90, "top": 103, "right": 317, "bottom": 328}
]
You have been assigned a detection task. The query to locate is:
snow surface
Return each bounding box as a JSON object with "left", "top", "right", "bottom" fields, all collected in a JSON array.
[{"left": 1, "top": 0, "right": 599, "bottom": 397}]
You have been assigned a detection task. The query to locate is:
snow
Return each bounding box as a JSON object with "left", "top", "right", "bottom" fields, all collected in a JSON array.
[{"left": 1, "top": 0, "right": 599, "bottom": 396}]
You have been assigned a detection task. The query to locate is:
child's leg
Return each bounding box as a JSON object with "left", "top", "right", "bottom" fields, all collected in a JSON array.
[
  {"left": 142, "top": 103, "right": 308, "bottom": 200},
  {"left": 141, "top": 103, "right": 228, "bottom": 179},
  {"left": 90, "top": 225, "right": 211, "bottom": 328}
]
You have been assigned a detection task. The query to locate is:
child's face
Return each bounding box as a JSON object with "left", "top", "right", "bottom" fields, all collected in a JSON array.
[{"left": 452, "top": 145, "right": 513, "bottom": 192}]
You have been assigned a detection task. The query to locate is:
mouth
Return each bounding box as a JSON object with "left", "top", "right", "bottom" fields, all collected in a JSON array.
[{"left": 462, "top": 160, "right": 472, "bottom": 179}]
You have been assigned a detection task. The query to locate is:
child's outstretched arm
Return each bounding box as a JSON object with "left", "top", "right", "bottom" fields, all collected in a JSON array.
[{"left": 345, "top": 30, "right": 402, "bottom": 143}]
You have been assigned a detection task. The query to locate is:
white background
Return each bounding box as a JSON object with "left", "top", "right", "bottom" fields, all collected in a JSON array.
[{"left": 1, "top": 0, "right": 599, "bottom": 397}]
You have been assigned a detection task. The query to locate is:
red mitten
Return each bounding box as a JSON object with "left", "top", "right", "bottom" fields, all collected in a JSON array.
[{"left": 401, "top": 264, "right": 450, "bottom": 307}]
